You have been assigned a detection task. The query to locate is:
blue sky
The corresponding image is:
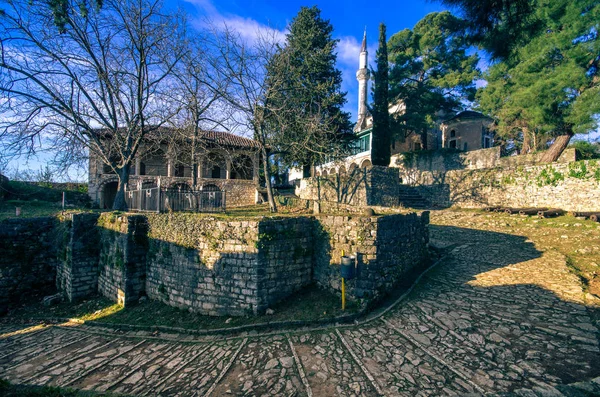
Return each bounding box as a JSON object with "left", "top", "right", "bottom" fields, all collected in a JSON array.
[
  {"left": 6, "top": 0, "right": 449, "bottom": 180},
  {"left": 6, "top": 0, "right": 598, "bottom": 180},
  {"left": 178, "top": 0, "right": 447, "bottom": 122}
]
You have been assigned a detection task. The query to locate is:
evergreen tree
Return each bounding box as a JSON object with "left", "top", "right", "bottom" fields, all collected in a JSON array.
[
  {"left": 475, "top": 0, "right": 600, "bottom": 161},
  {"left": 371, "top": 23, "right": 391, "bottom": 166},
  {"left": 266, "top": 6, "right": 352, "bottom": 170},
  {"left": 388, "top": 12, "right": 480, "bottom": 149}
]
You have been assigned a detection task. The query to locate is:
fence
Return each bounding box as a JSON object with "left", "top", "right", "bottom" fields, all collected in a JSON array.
[{"left": 125, "top": 187, "right": 226, "bottom": 213}]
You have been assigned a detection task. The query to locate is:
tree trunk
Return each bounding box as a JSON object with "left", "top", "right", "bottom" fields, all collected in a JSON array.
[
  {"left": 539, "top": 133, "right": 573, "bottom": 163},
  {"left": 112, "top": 163, "right": 131, "bottom": 210},
  {"left": 261, "top": 147, "right": 277, "bottom": 213},
  {"left": 521, "top": 128, "right": 531, "bottom": 154}
]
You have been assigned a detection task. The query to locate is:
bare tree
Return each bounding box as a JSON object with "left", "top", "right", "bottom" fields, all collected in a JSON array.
[
  {"left": 0, "top": 0, "right": 186, "bottom": 209},
  {"left": 207, "top": 24, "right": 289, "bottom": 212},
  {"left": 166, "top": 37, "right": 234, "bottom": 189}
]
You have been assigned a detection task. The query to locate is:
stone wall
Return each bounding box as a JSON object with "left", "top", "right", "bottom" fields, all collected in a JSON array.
[
  {"left": 419, "top": 160, "right": 600, "bottom": 211},
  {"left": 0, "top": 217, "right": 58, "bottom": 313},
  {"left": 57, "top": 213, "right": 101, "bottom": 302},
  {"left": 297, "top": 165, "right": 400, "bottom": 207},
  {"left": 145, "top": 214, "right": 262, "bottom": 316},
  {"left": 314, "top": 212, "right": 429, "bottom": 302},
  {"left": 97, "top": 214, "right": 147, "bottom": 306},
  {"left": 257, "top": 218, "right": 314, "bottom": 308},
  {"left": 393, "top": 147, "right": 576, "bottom": 185},
  {"left": 144, "top": 214, "right": 314, "bottom": 316}
]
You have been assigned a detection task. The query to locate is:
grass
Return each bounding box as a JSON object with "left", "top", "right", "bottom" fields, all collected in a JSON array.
[
  {"left": 0, "top": 200, "right": 95, "bottom": 222},
  {"left": 0, "top": 380, "right": 125, "bottom": 397},
  {"left": 5, "top": 284, "right": 360, "bottom": 331}
]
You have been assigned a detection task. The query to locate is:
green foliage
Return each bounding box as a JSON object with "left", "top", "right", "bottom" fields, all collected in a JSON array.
[
  {"left": 388, "top": 12, "right": 480, "bottom": 147},
  {"left": 568, "top": 161, "right": 590, "bottom": 179},
  {"left": 476, "top": 0, "right": 600, "bottom": 153},
  {"left": 438, "top": 0, "right": 538, "bottom": 61},
  {"left": 569, "top": 141, "right": 600, "bottom": 160},
  {"left": 266, "top": 6, "right": 353, "bottom": 168},
  {"left": 371, "top": 23, "right": 392, "bottom": 166},
  {"left": 536, "top": 166, "right": 564, "bottom": 187}
]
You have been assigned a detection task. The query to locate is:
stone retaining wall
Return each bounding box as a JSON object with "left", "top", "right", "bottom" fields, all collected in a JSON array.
[
  {"left": 415, "top": 160, "right": 600, "bottom": 211},
  {"left": 4, "top": 210, "right": 429, "bottom": 316},
  {"left": 314, "top": 212, "right": 429, "bottom": 302},
  {"left": 0, "top": 217, "right": 58, "bottom": 313}
]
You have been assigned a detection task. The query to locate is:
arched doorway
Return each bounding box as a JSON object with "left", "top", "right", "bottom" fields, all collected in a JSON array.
[{"left": 360, "top": 159, "right": 372, "bottom": 168}]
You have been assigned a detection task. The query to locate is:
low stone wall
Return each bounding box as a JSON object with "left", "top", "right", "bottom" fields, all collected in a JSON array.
[
  {"left": 392, "top": 147, "right": 576, "bottom": 184},
  {"left": 49, "top": 210, "right": 429, "bottom": 316},
  {"left": 57, "top": 213, "right": 100, "bottom": 302},
  {"left": 417, "top": 160, "right": 600, "bottom": 211},
  {"left": 297, "top": 166, "right": 400, "bottom": 207},
  {"left": 0, "top": 217, "right": 58, "bottom": 313},
  {"left": 145, "top": 214, "right": 262, "bottom": 315},
  {"left": 314, "top": 212, "right": 429, "bottom": 302},
  {"left": 97, "top": 214, "right": 147, "bottom": 306},
  {"left": 144, "top": 214, "right": 314, "bottom": 315}
]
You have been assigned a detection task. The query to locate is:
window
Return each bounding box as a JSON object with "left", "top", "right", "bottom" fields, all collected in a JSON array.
[
  {"left": 450, "top": 130, "right": 456, "bottom": 138},
  {"left": 175, "top": 164, "right": 185, "bottom": 177},
  {"left": 463, "top": 142, "right": 468, "bottom": 151},
  {"left": 484, "top": 137, "right": 491, "bottom": 148},
  {"left": 211, "top": 166, "right": 221, "bottom": 179},
  {"left": 449, "top": 140, "right": 457, "bottom": 149}
]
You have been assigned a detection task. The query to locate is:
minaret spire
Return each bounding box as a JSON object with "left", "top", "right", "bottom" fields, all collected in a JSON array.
[{"left": 354, "top": 28, "right": 370, "bottom": 132}]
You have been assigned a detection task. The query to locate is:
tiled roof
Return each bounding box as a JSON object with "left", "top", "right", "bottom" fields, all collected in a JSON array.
[
  {"left": 95, "top": 126, "right": 260, "bottom": 149},
  {"left": 198, "top": 130, "right": 260, "bottom": 149},
  {"left": 442, "top": 110, "right": 493, "bottom": 124}
]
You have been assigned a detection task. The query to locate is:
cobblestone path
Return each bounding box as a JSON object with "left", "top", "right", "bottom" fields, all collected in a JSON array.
[{"left": 2, "top": 212, "right": 599, "bottom": 396}]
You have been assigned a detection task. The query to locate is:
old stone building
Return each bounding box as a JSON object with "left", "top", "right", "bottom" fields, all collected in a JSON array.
[{"left": 89, "top": 129, "right": 261, "bottom": 208}]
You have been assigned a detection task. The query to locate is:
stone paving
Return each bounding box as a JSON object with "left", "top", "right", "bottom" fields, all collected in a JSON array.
[{"left": 1, "top": 211, "right": 600, "bottom": 396}]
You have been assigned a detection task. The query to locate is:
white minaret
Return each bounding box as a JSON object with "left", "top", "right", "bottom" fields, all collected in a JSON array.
[{"left": 354, "top": 28, "right": 370, "bottom": 132}]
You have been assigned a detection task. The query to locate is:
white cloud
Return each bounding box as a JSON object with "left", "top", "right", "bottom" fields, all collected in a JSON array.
[
  {"left": 184, "top": 0, "right": 365, "bottom": 123},
  {"left": 184, "top": 0, "right": 286, "bottom": 44}
]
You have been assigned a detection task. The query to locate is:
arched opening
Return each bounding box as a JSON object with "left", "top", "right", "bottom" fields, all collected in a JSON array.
[
  {"left": 322, "top": 170, "right": 328, "bottom": 177},
  {"left": 230, "top": 154, "right": 254, "bottom": 180},
  {"left": 360, "top": 159, "right": 372, "bottom": 169},
  {"left": 102, "top": 181, "right": 119, "bottom": 209},
  {"left": 338, "top": 165, "right": 346, "bottom": 176},
  {"left": 203, "top": 153, "right": 226, "bottom": 179},
  {"left": 348, "top": 163, "right": 358, "bottom": 174},
  {"left": 316, "top": 171, "right": 321, "bottom": 177}
]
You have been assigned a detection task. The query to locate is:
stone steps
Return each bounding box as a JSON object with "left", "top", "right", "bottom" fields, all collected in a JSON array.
[{"left": 398, "top": 185, "right": 430, "bottom": 209}]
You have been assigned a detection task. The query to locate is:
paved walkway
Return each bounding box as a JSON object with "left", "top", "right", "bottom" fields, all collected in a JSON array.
[{"left": 1, "top": 217, "right": 599, "bottom": 396}]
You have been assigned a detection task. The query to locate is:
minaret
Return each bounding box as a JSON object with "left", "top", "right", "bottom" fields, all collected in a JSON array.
[{"left": 355, "top": 28, "right": 370, "bottom": 132}]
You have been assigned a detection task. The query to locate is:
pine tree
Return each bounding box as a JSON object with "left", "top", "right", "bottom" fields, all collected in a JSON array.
[
  {"left": 388, "top": 12, "right": 479, "bottom": 149},
  {"left": 266, "top": 6, "right": 352, "bottom": 169},
  {"left": 475, "top": 0, "right": 600, "bottom": 161},
  {"left": 371, "top": 23, "right": 391, "bottom": 167}
]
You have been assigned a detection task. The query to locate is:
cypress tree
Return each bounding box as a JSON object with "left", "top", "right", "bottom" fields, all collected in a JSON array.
[{"left": 371, "top": 23, "right": 391, "bottom": 167}]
